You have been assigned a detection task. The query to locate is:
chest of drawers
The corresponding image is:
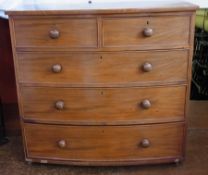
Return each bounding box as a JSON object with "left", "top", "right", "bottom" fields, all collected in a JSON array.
[{"left": 6, "top": 1, "right": 197, "bottom": 166}]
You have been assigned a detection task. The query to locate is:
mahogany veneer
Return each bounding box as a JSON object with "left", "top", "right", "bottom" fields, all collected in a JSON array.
[{"left": 6, "top": 1, "right": 197, "bottom": 166}]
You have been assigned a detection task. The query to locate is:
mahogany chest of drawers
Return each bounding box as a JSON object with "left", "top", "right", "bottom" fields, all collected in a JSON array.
[{"left": 6, "top": 1, "right": 197, "bottom": 166}]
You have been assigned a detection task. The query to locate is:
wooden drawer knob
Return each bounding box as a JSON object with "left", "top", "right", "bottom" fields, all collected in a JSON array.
[
  {"left": 140, "top": 139, "right": 150, "bottom": 148},
  {"left": 143, "top": 28, "right": 153, "bottom": 37},
  {"left": 55, "top": 100, "right": 64, "bottom": 110},
  {"left": 52, "top": 64, "right": 62, "bottom": 73},
  {"left": 141, "top": 99, "right": 151, "bottom": 109},
  {"left": 49, "top": 29, "right": 60, "bottom": 39},
  {"left": 58, "top": 140, "right": 66, "bottom": 148},
  {"left": 142, "top": 62, "right": 152, "bottom": 72}
]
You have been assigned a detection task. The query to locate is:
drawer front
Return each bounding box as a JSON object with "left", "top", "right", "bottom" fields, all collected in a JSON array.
[
  {"left": 102, "top": 15, "right": 190, "bottom": 49},
  {"left": 17, "top": 50, "right": 188, "bottom": 85},
  {"left": 24, "top": 122, "right": 184, "bottom": 161},
  {"left": 13, "top": 17, "right": 97, "bottom": 48},
  {"left": 21, "top": 86, "right": 186, "bottom": 124}
]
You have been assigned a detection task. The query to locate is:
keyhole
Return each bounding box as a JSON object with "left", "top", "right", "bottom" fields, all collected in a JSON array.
[
  {"left": 147, "top": 21, "right": 149, "bottom": 25},
  {"left": 100, "top": 91, "right": 104, "bottom": 95},
  {"left": 100, "top": 56, "right": 103, "bottom": 60}
]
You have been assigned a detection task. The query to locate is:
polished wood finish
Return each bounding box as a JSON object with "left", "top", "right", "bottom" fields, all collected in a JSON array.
[
  {"left": 57, "top": 139, "right": 67, "bottom": 148},
  {"left": 51, "top": 64, "right": 62, "bottom": 73},
  {"left": 17, "top": 50, "right": 188, "bottom": 86},
  {"left": 13, "top": 17, "right": 98, "bottom": 48},
  {"left": 141, "top": 99, "right": 152, "bottom": 109},
  {"left": 54, "top": 100, "right": 65, "bottom": 110},
  {"left": 102, "top": 15, "right": 190, "bottom": 49},
  {"left": 143, "top": 27, "right": 154, "bottom": 37},
  {"left": 20, "top": 86, "right": 186, "bottom": 125},
  {"left": 49, "top": 29, "right": 60, "bottom": 39},
  {"left": 142, "top": 62, "right": 153, "bottom": 72},
  {"left": 5, "top": 1, "right": 198, "bottom": 16},
  {"left": 24, "top": 122, "right": 184, "bottom": 163},
  {"left": 140, "top": 138, "right": 151, "bottom": 148},
  {"left": 7, "top": 1, "right": 197, "bottom": 165}
]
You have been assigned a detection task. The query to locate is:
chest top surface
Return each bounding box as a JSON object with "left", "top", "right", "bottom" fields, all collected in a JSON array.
[{"left": 5, "top": 0, "right": 198, "bottom": 16}]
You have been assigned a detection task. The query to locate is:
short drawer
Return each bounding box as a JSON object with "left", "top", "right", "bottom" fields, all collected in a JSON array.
[
  {"left": 102, "top": 15, "right": 190, "bottom": 49},
  {"left": 17, "top": 50, "right": 188, "bottom": 86},
  {"left": 13, "top": 17, "right": 97, "bottom": 48},
  {"left": 21, "top": 86, "right": 186, "bottom": 125},
  {"left": 24, "top": 122, "right": 184, "bottom": 163}
]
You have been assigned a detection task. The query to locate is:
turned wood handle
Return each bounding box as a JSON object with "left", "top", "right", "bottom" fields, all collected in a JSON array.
[
  {"left": 58, "top": 140, "right": 66, "bottom": 148},
  {"left": 142, "top": 62, "right": 153, "bottom": 72},
  {"left": 49, "top": 29, "right": 60, "bottom": 39},
  {"left": 52, "top": 64, "right": 62, "bottom": 73},
  {"left": 55, "top": 100, "right": 64, "bottom": 110},
  {"left": 141, "top": 99, "right": 151, "bottom": 109},
  {"left": 143, "top": 28, "right": 153, "bottom": 37},
  {"left": 140, "top": 139, "right": 150, "bottom": 148}
]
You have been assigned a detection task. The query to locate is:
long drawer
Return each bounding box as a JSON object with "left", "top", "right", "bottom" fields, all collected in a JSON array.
[
  {"left": 20, "top": 86, "right": 186, "bottom": 124},
  {"left": 13, "top": 17, "right": 98, "bottom": 48},
  {"left": 24, "top": 122, "right": 184, "bottom": 163},
  {"left": 102, "top": 15, "right": 190, "bottom": 49},
  {"left": 17, "top": 50, "right": 188, "bottom": 86}
]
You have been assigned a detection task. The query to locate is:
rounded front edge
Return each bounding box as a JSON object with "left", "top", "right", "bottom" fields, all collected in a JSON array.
[{"left": 25, "top": 156, "right": 184, "bottom": 166}]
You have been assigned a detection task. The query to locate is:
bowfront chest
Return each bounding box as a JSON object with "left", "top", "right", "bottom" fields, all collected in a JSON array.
[{"left": 7, "top": 1, "right": 197, "bottom": 166}]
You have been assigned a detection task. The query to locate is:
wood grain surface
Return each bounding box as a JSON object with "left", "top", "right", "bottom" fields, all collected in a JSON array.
[
  {"left": 7, "top": 2, "right": 197, "bottom": 165},
  {"left": 17, "top": 50, "right": 188, "bottom": 86},
  {"left": 20, "top": 86, "right": 186, "bottom": 125},
  {"left": 24, "top": 122, "right": 184, "bottom": 164},
  {"left": 102, "top": 15, "right": 190, "bottom": 49},
  {"left": 5, "top": 1, "right": 198, "bottom": 16},
  {"left": 13, "top": 17, "right": 98, "bottom": 48}
]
